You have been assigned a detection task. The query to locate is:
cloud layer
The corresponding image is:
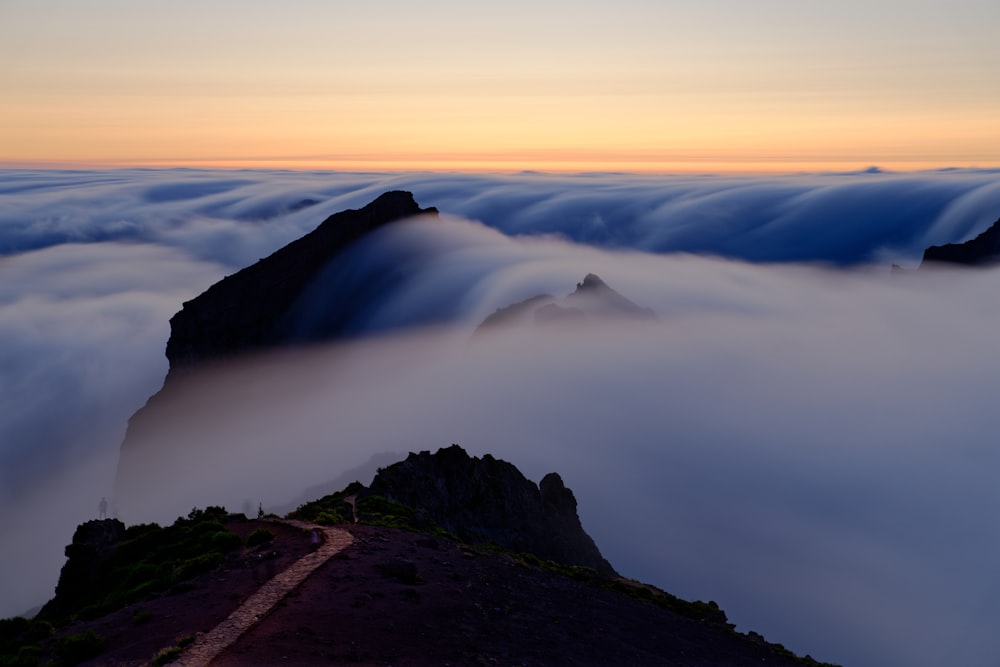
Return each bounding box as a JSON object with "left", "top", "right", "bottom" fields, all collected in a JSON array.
[{"left": 2, "top": 168, "right": 1000, "bottom": 667}]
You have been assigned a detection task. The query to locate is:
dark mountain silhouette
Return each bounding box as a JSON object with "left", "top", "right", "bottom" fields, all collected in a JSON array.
[
  {"left": 919, "top": 216, "right": 1000, "bottom": 267},
  {"left": 166, "top": 190, "right": 437, "bottom": 373},
  {"left": 365, "top": 444, "right": 615, "bottom": 574},
  {"left": 9, "top": 448, "right": 837, "bottom": 667}
]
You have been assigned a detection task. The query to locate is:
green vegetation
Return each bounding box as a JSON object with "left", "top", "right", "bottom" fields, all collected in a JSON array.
[
  {"left": 356, "top": 495, "right": 456, "bottom": 540},
  {"left": 477, "top": 543, "right": 730, "bottom": 628},
  {"left": 245, "top": 528, "right": 275, "bottom": 548},
  {"left": 1, "top": 485, "right": 838, "bottom": 667},
  {"left": 37, "top": 506, "right": 243, "bottom": 627},
  {"left": 287, "top": 481, "right": 363, "bottom": 525},
  {"left": 504, "top": 549, "right": 837, "bottom": 666},
  {"left": 297, "top": 485, "right": 774, "bottom": 650},
  {"left": 1, "top": 508, "right": 245, "bottom": 665},
  {"left": 151, "top": 645, "right": 182, "bottom": 666},
  {"left": 0, "top": 617, "right": 52, "bottom": 666},
  {"left": 289, "top": 483, "right": 456, "bottom": 538},
  {"left": 150, "top": 635, "right": 194, "bottom": 666}
]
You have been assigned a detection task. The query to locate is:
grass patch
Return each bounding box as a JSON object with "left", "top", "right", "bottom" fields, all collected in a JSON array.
[
  {"left": 245, "top": 528, "right": 274, "bottom": 548},
  {"left": 150, "top": 645, "right": 182, "bottom": 666},
  {"left": 150, "top": 635, "right": 194, "bottom": 667},
  {"left": 36, "top": 506, "right": 244, "bottom": 626},
  {"left": 287, "top": 481, "right": 364, "bottom": 525}
]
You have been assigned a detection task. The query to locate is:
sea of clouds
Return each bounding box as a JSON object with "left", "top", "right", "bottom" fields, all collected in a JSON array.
[{"left": 3, "top": 168, "right": 1000, "bottom": 667}]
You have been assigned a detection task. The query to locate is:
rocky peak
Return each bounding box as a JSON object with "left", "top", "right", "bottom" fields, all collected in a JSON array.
[
  {"left": 564, "top": 272, "right": 656, "bottom": 317},
  {"left": 366, "top": 445, "right": 615, "bottom": 574},
  {"left": 476, "top": 273, "right": 656, "bottom": 332},
  {"left": 166, "top": 191, "right": 437, "bottom": 372},
  {"left": 574, "top": 273, "right": 609, "bottom": 292}
]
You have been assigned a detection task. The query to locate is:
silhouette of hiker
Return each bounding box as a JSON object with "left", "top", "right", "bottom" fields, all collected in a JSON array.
[{"left": 98, "top": 497, "right": 108, "bottom": 519}]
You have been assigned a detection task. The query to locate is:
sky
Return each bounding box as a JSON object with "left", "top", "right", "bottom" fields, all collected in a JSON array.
[
  {"left": 3, "top": 169, "right": 1000, "bottom": 667},
  {"left": 2, "top": 0, "right": 999, "bottom": 172}
]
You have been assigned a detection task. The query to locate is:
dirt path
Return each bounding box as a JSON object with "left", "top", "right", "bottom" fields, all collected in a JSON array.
[{"left": 157, "top": 523, "right": 353, "bottom": 667}]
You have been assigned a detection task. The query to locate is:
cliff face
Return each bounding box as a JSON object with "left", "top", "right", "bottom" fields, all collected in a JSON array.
[
  {"left": 920, "top": 216, "right": 1000, "bottom": 267},
  {"left": 166, "top": 191, "right": 437, "bottom": 372},
  {"left": 115, "top": 192, "right": 436, "bottom": 506},
  {"left": 367, "top": 445, "right": 616, "bottom": 575}
]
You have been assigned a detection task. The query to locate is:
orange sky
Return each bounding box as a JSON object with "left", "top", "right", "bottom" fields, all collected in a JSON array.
[{"left": 2, "top": 0, "right": 998, "bottom": 173}]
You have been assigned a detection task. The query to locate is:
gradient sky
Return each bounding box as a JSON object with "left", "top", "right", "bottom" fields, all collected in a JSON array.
[{"left": 2, "top": 0, "right": 999, "bottom": 172}]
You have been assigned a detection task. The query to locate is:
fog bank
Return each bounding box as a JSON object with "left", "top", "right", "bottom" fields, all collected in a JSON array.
[{"left": 3, "top": 169, "right": 1000, "bottom": 667}]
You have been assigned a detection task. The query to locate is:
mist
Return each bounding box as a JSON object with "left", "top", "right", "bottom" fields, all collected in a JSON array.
[{"left": 3, "top": 168, "right": 1000, "bottom": 667}]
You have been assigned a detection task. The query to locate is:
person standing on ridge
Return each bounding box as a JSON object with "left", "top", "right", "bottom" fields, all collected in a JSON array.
[{"left": 98, "top": 496, "right": 108, "bottom": 519}]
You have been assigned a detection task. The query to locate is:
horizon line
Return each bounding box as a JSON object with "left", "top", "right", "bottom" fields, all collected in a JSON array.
[{"left": 2, "top": 157, "right": 997, "bottom": 177}]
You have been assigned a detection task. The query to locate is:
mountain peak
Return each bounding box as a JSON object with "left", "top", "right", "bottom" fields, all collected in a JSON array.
[
  {"left": 575, "top": 273, "right": 607, "bottom": 291},
  {"left": 166, "top": 191, "right": 437, "bottom": 371},
  {"left": 366, "top": 444, "right": 616, "bottom": 574},
  {"left": 477, "top": 273, "right": 656, "bottom": 332}
]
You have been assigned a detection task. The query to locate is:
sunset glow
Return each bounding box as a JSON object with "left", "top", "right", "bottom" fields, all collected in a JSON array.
[{"left": 3, "top": 0, "right": 998, "bottom": 172}]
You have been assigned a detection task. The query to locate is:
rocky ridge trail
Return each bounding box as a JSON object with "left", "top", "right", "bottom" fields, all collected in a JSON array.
[{"left": 163, "top": 523, "right": 353, "bottom": 667}]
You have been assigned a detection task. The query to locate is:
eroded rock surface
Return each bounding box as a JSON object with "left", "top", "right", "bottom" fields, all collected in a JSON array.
[{"left": 367, "top": 444, "right": 616, "bottom": 574}]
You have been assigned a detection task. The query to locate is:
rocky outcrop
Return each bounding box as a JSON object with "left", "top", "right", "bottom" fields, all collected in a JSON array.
[
  {"left": 366, "top": 444, "right": 616, "bottom": 574},
  {"left": 920, "top": 216, "right": 1000, "bottom": 267},
  {"left": 166, "top": 191, "right": 437, "bottom": 372},
  {"left": 40, "top": 519, "right": 126, "bottom": 622},
  {"left": 477, "top": 273, "right": 655, "bottom": 333}
]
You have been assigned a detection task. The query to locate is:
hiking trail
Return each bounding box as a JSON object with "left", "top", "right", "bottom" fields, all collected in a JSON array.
[{"left": 153, "top": 522, "right": 353, "bottom": 667}]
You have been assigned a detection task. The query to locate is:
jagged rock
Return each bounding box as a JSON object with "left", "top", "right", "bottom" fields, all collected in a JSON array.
[
  {"left": 166, "top": 191, "right": 437, "bottom": 372},
  {"left": 476, "top": 273, "right": 655, "bottom": 333},
  {"left": 366, "top": 444, "right": 615, "bottom": 575},
  {"left": 41, "top": 519, "right": 126, "bottom": 621},
  {"left": 566, "top": 273, "right": 656, "bottom": 318},
  {"left": 919, "top": 216, "right": 1000, "bottom": 267}
]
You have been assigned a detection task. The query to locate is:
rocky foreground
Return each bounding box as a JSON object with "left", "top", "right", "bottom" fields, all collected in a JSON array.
[{"left": 2, "top": 447, "right": 837, "bottom": 666}]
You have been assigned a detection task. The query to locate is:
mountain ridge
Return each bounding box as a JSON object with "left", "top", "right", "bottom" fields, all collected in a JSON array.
[
  {"left": 5, "top": 446, "right": 837, "bottom": 667},
  {"left": 166, "top": 190, "right": 438, "bottom": 372}
]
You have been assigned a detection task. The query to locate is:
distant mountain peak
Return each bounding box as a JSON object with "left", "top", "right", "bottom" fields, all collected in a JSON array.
[{"left": 477, "top": 273, "right": 656, "bottom": 333}]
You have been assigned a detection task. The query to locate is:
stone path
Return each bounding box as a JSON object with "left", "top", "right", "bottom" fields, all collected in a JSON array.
[{"left": 158, "top": 523, "right": 353, "bottom": 667}]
